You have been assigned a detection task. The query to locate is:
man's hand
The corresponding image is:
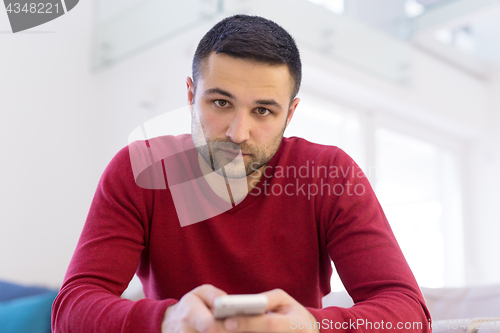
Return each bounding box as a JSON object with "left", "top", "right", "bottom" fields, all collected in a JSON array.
[
  {"left": 222, "top": 289, "right": 320, "bottom": 333},
  {"left": 161, "top": 284, "right": 229, "bottom": 333}
]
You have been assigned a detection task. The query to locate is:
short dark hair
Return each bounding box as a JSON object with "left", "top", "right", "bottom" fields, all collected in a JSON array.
[{"left": 192, "top": 15, "right": 302, "bottom": 100}]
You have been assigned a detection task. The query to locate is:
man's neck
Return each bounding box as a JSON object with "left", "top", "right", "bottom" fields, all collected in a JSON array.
[{"left": 197, "top": 153, "right": 265, "bottom": 204}]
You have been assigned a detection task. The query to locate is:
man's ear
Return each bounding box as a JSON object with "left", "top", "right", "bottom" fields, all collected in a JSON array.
[
  {"left": 186, "top": 77, "right": 195, "bottom": 106},
  {"left": 285, "top": 97, "right": 300, "bottom": 129}
]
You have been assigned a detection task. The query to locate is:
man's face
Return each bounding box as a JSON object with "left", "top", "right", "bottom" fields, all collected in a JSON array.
[{"left": 187, "top": 52, "right": 300, "bottom": 179}]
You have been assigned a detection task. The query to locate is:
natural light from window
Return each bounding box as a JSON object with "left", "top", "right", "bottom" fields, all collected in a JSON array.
[{"left": 287, "top": 98, "right": 465, "bottom": 291}]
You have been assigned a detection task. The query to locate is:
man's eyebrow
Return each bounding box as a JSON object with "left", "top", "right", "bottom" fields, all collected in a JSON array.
[
  {"left": 203, "top": 88, "right": 235, "bottom": 99},
  {"left": 255, "top": 99, "right": 283, "bottom": 111},
  {"left": 203, "top": 88, "right": 283, "bottom": 110}
]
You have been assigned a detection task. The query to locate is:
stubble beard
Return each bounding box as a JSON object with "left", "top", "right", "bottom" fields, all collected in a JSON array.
[{"left": 191, "top": 106, "right": 286, "bottom": 179}]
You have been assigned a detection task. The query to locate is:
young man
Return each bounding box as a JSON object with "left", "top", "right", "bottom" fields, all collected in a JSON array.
[{"left": 52, "top": 15, "right": 431, "bottom": 333}]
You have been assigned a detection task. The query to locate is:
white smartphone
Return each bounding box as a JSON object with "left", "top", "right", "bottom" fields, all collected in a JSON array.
[{"left": 213, "top": 294, "right": 268, "bottom": 319}]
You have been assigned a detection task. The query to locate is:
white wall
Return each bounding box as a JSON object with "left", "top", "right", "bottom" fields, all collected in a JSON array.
[
  {"left": 0, "top": 1, "right": 101, "bottom": 288},
  {"left": 299, "top": 43, "right": 491, "bottom": 138},
  {"left": 0, "top": 1, "right": 498, "bottom": 288},
  {"left": 0, "top": 0, "right": 214, "bottom": 288}
]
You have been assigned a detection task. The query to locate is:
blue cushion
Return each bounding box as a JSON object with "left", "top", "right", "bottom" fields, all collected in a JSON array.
[
  {"left": 0, "top": 291, "right": 58, "bottom": 333},
  {"left": 0, "top": 280, "right": 52, "bottom": 302}
]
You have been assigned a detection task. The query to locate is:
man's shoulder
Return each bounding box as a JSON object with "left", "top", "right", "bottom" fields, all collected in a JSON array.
[
  {"left": 282, "top": 136, "right": 336, "bottom": 150},
  {"left": 105, "top": 134, "right": 194, "bottom": 190},
  {"left": 280, "top": 136, "right": 345, "bottom": 162}
]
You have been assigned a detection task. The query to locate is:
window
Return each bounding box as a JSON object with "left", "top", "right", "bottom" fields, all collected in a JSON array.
[
  {"left": 375, "top": 128, "right": 464, "bottom": 288},
  {"left": 285, "top": 97, "right": 366, "bottom": 169},
  {"left": 288, "top": 96, "right": 465, "bottom": 291}
]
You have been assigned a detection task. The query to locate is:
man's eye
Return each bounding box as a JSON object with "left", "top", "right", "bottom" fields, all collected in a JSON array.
[
  {"left": 214, "top": 100, "right": 229, "bottom": 107},
  {"left": 256, "top": 108, "right": 271, "bottom": 116}
]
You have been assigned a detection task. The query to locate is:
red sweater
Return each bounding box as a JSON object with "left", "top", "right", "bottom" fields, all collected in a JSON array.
[{"left": 52, "top": 135, "right": 431, "bottom": 332}]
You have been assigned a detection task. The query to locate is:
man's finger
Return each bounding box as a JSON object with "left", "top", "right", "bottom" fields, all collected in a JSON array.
[
  {"left": 191, "top": 284, "right": 228, "bottom": 308},
  {"left": 190, "top": 314, "right": 223, "bottom": 333},
  {"left": 259, "top": 289, "right": 293, "bottom": 312},
  {"left": 181, "top": 292, "right": 227, "bottom": 333}
]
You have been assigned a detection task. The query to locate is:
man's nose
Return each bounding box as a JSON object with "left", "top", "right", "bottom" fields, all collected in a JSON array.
[{"left": 226, "top": 111, "right": 250, "bottom": 144}]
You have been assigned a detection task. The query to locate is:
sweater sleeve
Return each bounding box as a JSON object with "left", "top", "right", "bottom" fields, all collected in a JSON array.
[
  {"left": 51, "top": 146, "right": 178, "bottom": 333},
  {"left": 307, "top": 149, "right": 431, "bottom": 332}
]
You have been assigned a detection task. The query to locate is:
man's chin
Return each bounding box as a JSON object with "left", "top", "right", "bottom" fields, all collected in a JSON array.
[
  {"left": 212, "top": 160, "right": 263, "bottom": 179},
  {"left": 213, "top": 166, "right": 247, "bottom": 179}
]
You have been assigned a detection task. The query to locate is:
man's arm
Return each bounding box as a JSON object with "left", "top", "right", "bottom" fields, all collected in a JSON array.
[
  {"left": 209, "top": 148, "right": 431, "bottom": 333},
  {"left": 52, "top": 146, "right": 177, "bottom": 333},
  {"left": 303, "top": 148, "right": 431, "bottom": 332}
]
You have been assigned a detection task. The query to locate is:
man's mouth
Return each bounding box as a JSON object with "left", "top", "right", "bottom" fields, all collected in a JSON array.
[{"left": 220, "top": 149, "right": 249, "bottom": 158}]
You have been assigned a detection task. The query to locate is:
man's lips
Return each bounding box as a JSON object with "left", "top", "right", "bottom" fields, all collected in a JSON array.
[{"left": 220, "top": 149, "right": 250, "bottom": 157}]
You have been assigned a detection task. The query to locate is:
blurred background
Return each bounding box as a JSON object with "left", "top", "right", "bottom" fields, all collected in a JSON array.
[{"left": 1, "top": 0, "right": 499, "bottom": 293}]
